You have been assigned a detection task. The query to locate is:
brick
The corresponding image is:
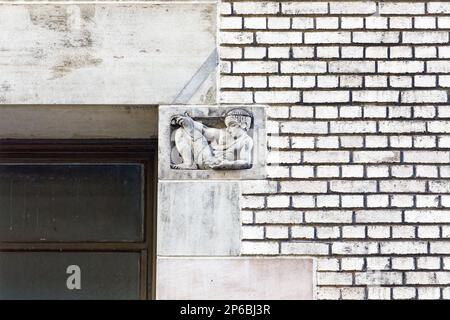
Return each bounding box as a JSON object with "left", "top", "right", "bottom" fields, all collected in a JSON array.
[
  {"left": 256, "top": 32, "right": 302, "bottom": 44},
  {"left": 244, "top": 76, "right": 267, "bottom": 88},
  {"left": 379, "top": 2, "right": 425, "bottom": 15},
  {"left": 366, "top": 46, "right": 389, "bottom": 58},
  {"left": 390, "top": 46, "right": 413, "bottom": 58},
  {"left": 268, "top": 76, "right": 291, "bottom": 88},
  {"left": 241, "top": 195, "right": 265, "bottom": 209},
  {"left": 255, "top": 91, "right": 300, "bottom": 104},
  {"left": 316, "top": 226, "right": 340, "bottom": 238},
  {"left": 292, "top": 18, "right": 314, "bottom": 30},
  {"left": 391, "top": 195, "right": 414, "bottom": 208},
  {"left": 341, "top": 17, "right": 364, "bottom": 29},
  {"left": 220, "top": 47, "right": 242, "bottom": 59},
  {"left": 303, "top": 91, "right": 350, "bottom": 103},
  {"left": 304, "top": 32, "right": 351, "bottom": 44},
  {"left": 317, "top": 258, "right": 340, "bottom": 271},
  {"left": 379, "top": 121, "right": 425, "bottom": 133},
  {"left": 332, "top": 242, "right": 378, "bottom": 255},
  {"left": 341, "top": 47, "right": 364, "bottom": 59},
  {"left": 329, "top": 61, "right": 375, "bottom": 73},
  {"left": 353, "top": 151, "right": 401, "bottom": 163},
  {"left": 353, "top": 32, "right": 399, "bottom": 43},
  {"left": 316, "top": 17, "right": 339, "bottom": 30},
  {"left": 221, "top": 75, "right": 243, "bottom": 89},
  {"left": 390, "top": 17, "right": 413, "bottom": 29},
  {"left": 280, "top": 121, "right": 328, "bottom": 134},
  {"left": 402, "top": 31, "right": 449, "bottom": 43},
  {"left": 379, "top": 180, "right": 426, "bottom": 193},
  {"left": 342, "top": 225, "right": 366, "bottom": 238},
  {"left": 380, "top": 241, "right": 428, "bottom": 254},
  {"left": 330, "top": 121, "right": 376, "bottom": 133},
  {"left": 401, "top": 90, "right": 448, "bottom": 103},
  {"left": 368, "top": 287, "right": 391, "bottom": 300},
  {"left": 367, "top": 226, "right": 391, "bottom": 239},
  {"left": 330, "top": 180, "right": 377, "bottom": 193},
  {"left": 341, "top": 287, "right": 366, "bottom": 300},
  {"left": 291, "top": 137, "right": 315, "bottom": 149},
  {"left": 291, "top": 165, "right": 314, "bottom": 178},
  {"left": 281, "top": 61, "right": 327, "bottom": 74},
  {"left": 234, "top": 2, "right": 280, "bottom": 15},
  {"left": 341, "top": 257, "right": 365, "bottom": 271},
  {"left": 406, "top": 271, "right": 450, "bottom": 285},
  {"left": 366, "top": 257, "right": 391, "bottom": 270},
  {"left": 291, "top": 226, "right": 315, "bottom": 239},
  {"left": 280, "top": 180, "right": 327, "bottom": 193},
  {"left": 254, "top": 211, "right": 303, "bottom": 224},
  {"left": 292, "top": 76, "right": 316, "bottom": 88},
  {"left": 404, "top": 151, "right": 449, "bottom": 163},
  {"left": 281, "top": 242, "right": 330, "bottom": 255},
  {"left": 352, "top": 90, "right": 399, "bottom": 102},
  {"left": 417, "top": 257, "right": 441, "bottom": 270},
  {"left": 244, "top": 17, "right": 267, "bottom": 29},
  {"left": 392, "top": 287, "right": 416, "bottom": 300},
  {"left": 316, "top": 165, "right": 340, "bottom": 177},
  {"left": 429, "top": 180, "right": 450, "bottom": 193},
  {"left": 366, "top": 194, "right": 389, "bottom": 208},
  {"left": 428, "top": 61, "right": 450, "bottom": 73},
  {"left": 316, "top": 46, "right": 340, "bottom": 58},
  {"left": 317, "top": 272, "right": 353, "bottom": 286},
  {"left": 305, "top": 211, "right": 353, "bottom": 224},
  {"left": 265, "top": 226, "right": 289, "bottom": 239},
  {"left": 431, "top": 241, "right": 450, "bottom": 254},
  {"left": 292, "top": 47, "right": 315, "bottom": 58},
  {"left": 241, "top": 180, "right": 278, "bottom": 194},
  {"left": 268, "top": 17, "right": 291, "bottom": 30},
  {"left": 241, "top": 241, "right": 279, "bottom": 255},
  {"left": 244, "top": 47, "right": 267, "bottom": 59},
  {"left": 378, "top": 61, "right": 424, "bottom": 73},
  {"left": 267, "top": 151, "right": 301, "bottom": 164},
  {"left": 303, "top": 151, "right": 350, "bottom": 163},
  {"left": 221, "top": 17, "right": 242, "bottom": 30},
  {"left": 242, "top": 226, "right": 265, "bottom": 240},
  {"left": 282, "top": 2, "right": 329, "bottom": 14},
  {"left": 418, "top": 287, "right": 441, "bottom": 300},
  {"left": 392, "top": 257, "right": 415, "bottom": 270},
  {"left": 233, "top": 61, "right": 278, "bottom": 74},
  {"left": 220, "top": 32, "right": 254, "bottom": 44},
  {"left": 415, "top": 17, "right": 436, "bottom": 29},
  {"left": 392, "top": 226, "right": 415, "bottom": 238},
  {"left": 317, "top": 287, "right": 341, "bottom": 300},
  {"left": 355, "top": 210, "right": 403, "bottom": 223},
  {"left": 330, "top": 1, "right": 377, "bottom": 14},
  {"left": 220, "top": 91, "right": 253, "bottom": 103},
  {"left": 428, "top": 2, "right": 450, "bottom": 14},
  {"left": 366, "top": 17, "right": 388, "bottom": 29},
  {"left": 268, "top": 47, "right": 290, "bottom": 59}
]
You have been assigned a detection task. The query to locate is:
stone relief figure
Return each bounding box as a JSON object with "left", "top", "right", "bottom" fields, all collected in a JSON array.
[{"left": 170, "top": 108, "right": 254, "bottom": 170}]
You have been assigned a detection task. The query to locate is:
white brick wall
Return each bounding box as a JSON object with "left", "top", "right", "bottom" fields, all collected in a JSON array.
[{"left": 220, "top": 1, "right": 450, "bottom": 300}]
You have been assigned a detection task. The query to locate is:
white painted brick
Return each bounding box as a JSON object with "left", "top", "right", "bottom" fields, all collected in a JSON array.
[
  {"left": 406, "top": 271, "right": 450, "bottom": 285},
  {"left": 438, "top": 17, "right": 450, "bottom": 28},
  {"left": 281, "top": 121, "right": 327, "bottom": 134},
  {"left": 340, "top": 106, "right": 363, "bottom": 118},
  {"left": 368, "top": 287, "right": 391, "bottom": 300},
  {"left": 244, "top": 47, "right": 267, "bottom": 59},
  {"left": 305, "top": 211, "right": 353, "bottom": 224},
  {"left": 365, "top": 46, "right": 388, "bottom": 58},
  {"left": 303, "top": 151, "right": 350, "bottom": 163},
  {"left": 315, "top": 106, "right": 339, "bottom": 118},
  {"left": 429, "top": 2, "right": 450, "bottom": 14},
  {"left": 220, "top": 91, "right": 253, "bottom": 103},
  {"left": 265, "top": 226, "right": 289, "bottom": 239},
  {"left": 439, "top": 46, "right": 450, "bottom": 58},
  {"left": 390, "top": 46, "right": 413, "bottom": 58},
  {"left": 380, "top": 180, "right": 426, "bottom": 193},
  {"left": 254, "top": 210, "right": 303, "bottom": 224},
  {"left": 341, "top": 287, "right": 366, "bottom": 300},
  {"left": 341, "top": 257, "right": 365, "bottom": 271},
  {"left": 242, "top": 226, "right": 265, "bottom": 240},
  {"left": 291, "top": 195, "right": 315, "bottom": 208},
  {"left": 389, "top": 17, "right": 413, "bottom": 29},
  {"left": 380, "top": 2, "right": 425, "bottom": 14},
  {"left": 403, "top": 31, "right": 449, "bottom": 44},
  {"left": 366, "top": 165, "right": 389, "bottom": 178},
  {"left": 268, "top": 17, "right": 291, "bottom": 30},
  {"left": 280, "top": 180, "right": 327, "bottom": 193},
  {"left": 220, "top": 32, "right": 254, "bottom": 44},
  {"left": 282, "top": 2, "right": 329, "bottom": 14},
  {"left": 388, "top": 106, "right": 411, "bottom": 119},
  {"left": 292, "top": 17, "right": 314, "bottom": 30},
  {"left": 413, "top": 106, "right": 436, "bottom": 118},
  {"left": 378, "top": 61, "right": 423, "bottom": 73},
  {"left": 403, "top": 151, "right": 449, "bottom": 163},
  {"left": 390, "top": 136, "right": 413, "bottom": 148},
  {"left": 316, "top": 46, "right": 340, "bottom": 58},
  {"left": 353, "top": 151, "right": 400, "bottom": 163},
  {"left": 341, "top": 195, "right": 364, "bottom": 208},
  {"left": 241, "top": 195, "right": 265, "bottom": 209},
  {"left": 390, "top": 75, "right": 413, "bottom": 88},
  {"left": 356, "top": 210, "right": 402, "bottom": 223},
  {"left": 221, "top": 61, "right": 232, "bottom": 74},
  {"left": 234, "top": 2, "right": 280, "bottom": 15},
  {"left": 366, "top": 257, "right": 391, "bottom": 271},
  {"left": 341, "top": 17, "right": 364, "bottom": 29},
  {"left": 415, "top": 46, "right": 437, "bottom": 58},
  {"left": 367, "top": 226, "right": 391, "bottom": 239},
  {"left": 392, "top": 257, "right": 415, "bottom": 270},
  {"left": 405, "top": 210, "right": 450, "bottom": 223},
  {"left": 365, "top": 135, "right": 388, "bottom": 148},
  {"left": 255, "top": 91, "right": 300, "bottom": 104},
  {"left": 392, "top": 226, "right": 416, "bottom": 239},
  {"left": 380, "top": 241, "right": 428, "bottom": 254},
  {"left": 416, "top": 165, "right": 438, "bottom": 178},
  {"left": 220, "top": 2, "right": 232, "bottom": 15},
  {"left": 221, "top": 75, "right": 243, "bottom": 89},
  {"left": 316, "top": 287, "right": 340, "bottom": 300},
  {"left": 303, "top": 91, "right": 350, "bottom": 103},
  {"left": 268, "top": 135, "right": 290, "bottom": 148},
  {"left": 365, "top": 75, "right": 388, "bottom": 88},
  {"left": 304, "top": 32, "right": 351, "bottom": 44},
  {"left": 244, "top": 76, "right": 267, "bottom": 88},
  {"left": 342, "top": 225, "right": 366, "bottom": 238},
  {"left": 340, "top": 136, "right": 364, "bottom": 148},
  {"left": 241, "top": 241, "right": 279, "bottom": 255},
  {"left": 330, "top": 1, "right": 377, "bottom": 14},
  {"left": 241, "top": 180, "right": 278, "bottom": 194},
  {"left": 317, "top": 272, "right": 353, "bottom": 286},
  {"left": 363, "top": 105, "right": 387, "bottom": 118},
  {"left": 233, "top": 61, "right": 278, "bottom": 74},
  {"left": 330, "top": 61, "right": 375, "bottom": 73},
  {"left": 428, "top": 61, "right": 450, "bottom": 73},
  {"left": 353, "top": 90, "right": 399, "bottom": 102},
  {"left": 391, "top": 194, "right": 414, "bottom": 207},
  {"left": 366, "top": 17, "right": 388, "bottom": 29},
  {"left": 330, "top": 180, "right": 377, "bottom": 193},
  {"left": 379, "top": 121, "right": 425, "bottom": 133},
  {"left": 417, "top": 287, "right": 441, "bottom": 300},
  {"left": 341, "top": 47, "right": 365, "bottom": 59},
  {"left": 332, "top": 242, "right": 379, "bottom": 255},
  {"left": 416, "top": 195, "right": 439, "bottom": 208},
  {"left": 316, "top": 195, "right": 340, "bottom": 208},
  {"left": 292, "top": 76, "right": 316, "bottom": 88},
  {"left": 317, "top": 258, "right": 340, "bottom": 271},
  {"left": 391, "top": 165, "right": 414, "bottom": 178},
  {"left": 244, "top": 17, "right": 266, "bottom": 29},
  {"left": 268, "top": 47, "right": 290, "bottom": 59},
  {"left": 281, "top": 61, "right": 327, "bottom": 74},
  {"left": 316, "top": 17, "right": 339, "bottom": 30},
  {"left": 267, "top": 151, "right": 301, "bottom": 164},
  {"left": 392, "top": 287, "right": 416, "bottom": 300},
  {"left": 281, "top": 242, "right": 330, "bottom": 255},
  {"left": 221, "top": 17, "right": 242, "bottom": 30},
  {"left": 291, "top": 165, "right": 314, "bottom": 178},
  {"left": 431, "top": 241, "right": 450, "bottom": 254},
  {"left": 268, "top": 76, "right": 291, "bottom": 88},
  {"left": 266, "top": 166, "right": 290, "bottom": 178},
  {"left": 256, "top": 32, "right": 302, "bottom": 44},
  {"left": 267, "top": 195, "right": 290, "bottom": 208},
  {"left": 417, "top": 257, "right": 441, "bottom": 270},
  {"left": 316, "top": 136, "right": 339, "bottom": 149},
  {"left": 353, "top": 32, "right": 400, "bottom": 44},
  {"left": 220, "top": 47, "right": 242, "bottom": 59},
  {"left": 292, "top": 47, "right": 315, "bottom": 58},
  {"left": 242, "top": 211, "right": 254, "bottom": 224},
  {"left": 267, "top": 106, "right": 290, "bottom": 119},
  {"left": 291, "top": 137, "right": 315, "bottom": 149},
  {"left": 429, "top": 121, "right": 450, "bottom": 133},
  {"left": 291, "top": 226, "right": 315, "bottom": 239},
  {"left": 316, "top": 226, "right": 340, "bottom": 239},
  {"left": 316, "top": 165, "right": 340, "bottom": 177},
  {"left": 415, "top": 17, "right": 437, "bottom": 29},
  {"left": 366, "top": 194, "right": 389, "bottom": 208}
]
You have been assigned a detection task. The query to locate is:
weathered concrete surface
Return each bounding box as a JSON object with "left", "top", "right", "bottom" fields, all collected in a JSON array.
[
  {"left": 157, "top": 257, "right": 315, "bottom": 300},
  {"left": 0, "top": 3, "right": 217, "bottom": 104},
  {"left": 159, "top": 105, "right": 267, "bottom": 180},
  {"left": 0, "top": 105, "right": 158, "bottom": 139},
  {"left": 158, "top": 181, "right": 241, "bottom": 256}
]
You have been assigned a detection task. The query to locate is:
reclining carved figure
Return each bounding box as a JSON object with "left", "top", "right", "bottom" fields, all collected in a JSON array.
[{"left": 170, "top": 108, "right": 254, "bottom": 170}]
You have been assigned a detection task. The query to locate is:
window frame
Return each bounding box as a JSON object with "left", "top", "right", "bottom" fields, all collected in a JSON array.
[{"left": 0, "top": 139, "right": 157, "bottom": 300}]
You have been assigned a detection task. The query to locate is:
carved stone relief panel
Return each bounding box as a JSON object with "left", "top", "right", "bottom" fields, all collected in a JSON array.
[{"left": 159, "top": 105, "right": 267, "bottom": 180}]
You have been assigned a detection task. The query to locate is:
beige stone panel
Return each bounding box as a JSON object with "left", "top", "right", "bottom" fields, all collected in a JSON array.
[
  {"left": 157, "top": 257, "right": 315, "bottom": 300},
  {"left": 0, "top": 105, "right": 158, "bottom": 139},
  {"left": 0, "top": 3, "right": 217, "bottom": 104}
]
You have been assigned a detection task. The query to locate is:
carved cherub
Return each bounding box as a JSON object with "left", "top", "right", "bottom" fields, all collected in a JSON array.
[{"left": 170, "top": 108, "right": 254, "bottom": 170}]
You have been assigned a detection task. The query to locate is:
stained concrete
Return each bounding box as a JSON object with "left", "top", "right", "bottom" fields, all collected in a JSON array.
[
  {"left": 158, "top": 181, "right": 241, "bottom": 256},
  {"left": 159, "top": 105, "right": 267, "bottom": 180},
  {"left": 0, "top": 3, "right": 217, "bottom": 104},
  {"left": 0, "top": 105, "right": 158, "bottom": 139},
  {"left": 156, "top": 257, "right": 315, "bottom": 300}
]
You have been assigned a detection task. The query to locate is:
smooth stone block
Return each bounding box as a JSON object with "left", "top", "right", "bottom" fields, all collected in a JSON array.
[
  {"left": 0, "top": 3, "right": 216, "bottom": 104},
  {"left": 156, "top": 257, "right": 315, "bottom": 300},
  {"left": 158, "top": 181, "right": 241, "bottom": 256},
  {"left": 159, "top": 105, "right": 267, "bottom": 180}
]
